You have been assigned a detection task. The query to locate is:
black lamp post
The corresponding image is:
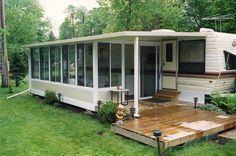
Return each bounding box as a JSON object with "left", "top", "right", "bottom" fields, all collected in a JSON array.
[
  {"left": 153, "top": 128, "right": 162, "bottom": 156},
  {"left": 130, "top": 107, "right": 136, "bottom": 120},
  {"left": 58, "top": 93, "right": 62, "bottom": 103},
  {"left": 194, "top": 97, "right": 198, "bottom": 108}
]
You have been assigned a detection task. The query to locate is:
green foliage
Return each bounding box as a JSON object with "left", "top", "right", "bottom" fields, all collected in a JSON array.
[
  {"left": 211, "top": 93, "right": 236, "bottom": 113},
  {"left": 44, "top": 90, "right": 58, "bottom": 105},
  {"left": 9, "top": 49, "right": 28, "bottom": 87},
  {"left": 97, "top": 101, "right": 118, "bottom": 123},
  {"left": 199, "top": 104, "right": 224, "bottom": 113}
]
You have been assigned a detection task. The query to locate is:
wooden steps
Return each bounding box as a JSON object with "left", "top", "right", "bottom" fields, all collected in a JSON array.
[{"left": 154, "top": 89, "right": 180, "bottom": 103}]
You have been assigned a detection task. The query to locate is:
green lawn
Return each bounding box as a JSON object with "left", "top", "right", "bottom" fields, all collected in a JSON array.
[{"left": 0, "top": 83, "right": 236, "bottom": 156}]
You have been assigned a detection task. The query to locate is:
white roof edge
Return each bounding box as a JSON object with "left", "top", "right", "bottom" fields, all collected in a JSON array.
[{"left": 22, "top": 31, "right": 207, "bottom": 48}]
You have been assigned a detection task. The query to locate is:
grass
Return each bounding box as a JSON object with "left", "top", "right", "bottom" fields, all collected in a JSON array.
[{"left": 0, "top": 82, "right": 236, "bottom": 156}]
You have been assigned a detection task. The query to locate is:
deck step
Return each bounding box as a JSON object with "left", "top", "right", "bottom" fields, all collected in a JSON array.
[
  {"left": 218, "top": 127, "right": 236, "bottom": 140},
  {"left": 154, "top": 89, "right": 180, "bottom": 103}
]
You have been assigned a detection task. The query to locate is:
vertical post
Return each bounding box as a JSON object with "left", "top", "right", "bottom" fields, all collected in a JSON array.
[
  {"left": 48, "top": 47, "right": 51, "bottom": 81},
  {"left": 28, "top": 50, "right": 32, "bottom": 91},
  {"left": 1, "top": 0, "right": 9, "bottom": 87},
  {"left": 93, "top": 42, "right": 98, "bottom": 111},
  {"left": 60, "top": 46, "right": 63, "bottom": 83},
  {"left": 134, "top": 37, "right": 139, "bottom": 117},
  {"left": 75, "top": 44, "right": 78, "bottom": 85},
  {"left": 121, "top": 43, "right": 125, "bottom": 102}
]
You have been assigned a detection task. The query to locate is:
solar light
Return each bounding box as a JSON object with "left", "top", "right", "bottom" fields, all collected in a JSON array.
[
  {"left": 58, "top": 93, "right": 62, "bottom": 103},
  {"left": 130, "top": 107, "right": 136, "bottom": 120},
  {"left": 153, "top": 128, "right": 162, "bottom": 156},
  {"left": 194, "top": 97, "right": 198, "bottom": 108}
]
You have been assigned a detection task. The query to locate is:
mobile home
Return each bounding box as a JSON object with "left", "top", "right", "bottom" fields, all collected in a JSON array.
[{"left": 23, "top": 28, "right": 236, "bottom": 116}]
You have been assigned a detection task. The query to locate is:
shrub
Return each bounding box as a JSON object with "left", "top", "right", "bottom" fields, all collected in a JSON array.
[
  {"left": 44, "top": 90, "right": 58, "bottom": 105},
  {"left": 211, "top": 93, "right": 236, "bottom": 113},
  {"left": 97, "top": 101, "right": 118, "bottom": 123},
  {"left": 9, "top": 50, "right": 28, "bottom": 87},
  {"left": 199, "top": 104, "right": 224, "bottom": 113}
]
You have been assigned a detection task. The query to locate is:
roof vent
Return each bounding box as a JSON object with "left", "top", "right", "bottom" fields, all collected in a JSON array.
[
  {"left": 151, "top": 29, "right": 176, "bottom": 33},
  {"left": 200, "top": 28, "right": 215, "bottom": 32}
]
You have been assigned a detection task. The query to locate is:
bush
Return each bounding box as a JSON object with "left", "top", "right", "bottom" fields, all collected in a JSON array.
[
  {"left": 44, "top": 90, "right": 58, "bottom": 105},
  {"left": 199, "top": 104, "right": 224, "bottom": 113},
  {"left": 211, "top": 93, "right": 236, "bottom": 113},
  {"left": 9, "top": 50, "right": 28, "bottom": 87},
  {"left": 97, "top": 101, "right": 118, "bottom": 123}
]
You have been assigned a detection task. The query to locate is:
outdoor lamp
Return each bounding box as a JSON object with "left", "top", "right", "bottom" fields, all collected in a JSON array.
[
  {"left": 153, "top": 128, "right": 162, "bottom": 156},
  {"left": 194, "top": 97, "right": 198, "bottom": 108},
  {"left": 58, "top": 93, "right": 62, "bottom": 103},
  {"left": 130, "top": 107, "right": 136, "bottom": 120}
]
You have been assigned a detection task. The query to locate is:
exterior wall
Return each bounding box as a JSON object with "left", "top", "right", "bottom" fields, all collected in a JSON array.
[
  {"left": 215, "top": 32, "right": 236, "bottom": 71},
  {"left": 31, "top": 79, "right": 95, "bottom": 111},
  {"left": 178, "top": 31, "right": 236, "bottom": 103}
]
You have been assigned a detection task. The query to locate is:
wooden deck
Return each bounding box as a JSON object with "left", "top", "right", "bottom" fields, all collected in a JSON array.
[{"left": 111, "top": 104, "right": 236, "bottom": 149}]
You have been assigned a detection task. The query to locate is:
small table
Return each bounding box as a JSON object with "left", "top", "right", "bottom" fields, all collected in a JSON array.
[{"left": 110, "top": 89, "right": 129, "bottom": 105}]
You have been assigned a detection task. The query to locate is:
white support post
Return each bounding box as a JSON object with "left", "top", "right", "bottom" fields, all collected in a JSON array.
[
  {"left": 75, "top": 44, "right": 78, "bottom": 85},
  {"left": 60, "top": 46, "right": 63, "bottom": 83},
  {"left": 93, "top": 42, "right": 99, "bottom": 109},
  {"left": 48, "top": 47, "right": 51, "bottom": 82},
  {"left": 28, "top": 50, "right": 32, "bottom": 90},
  {"left": 121, "top": 43, "right": 125, "bottom": 102},
  {"left": 134, "top": 37, "right": 140, "bottom": 117},
  {"left": 121, "top": 43, "right": 125, "bottom": 88}
]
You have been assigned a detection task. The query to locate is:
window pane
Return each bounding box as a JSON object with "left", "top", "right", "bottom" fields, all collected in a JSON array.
[
  {"left": 224, "top": 51, "right": 236, "bottom": 70},
  {"left": 40, "top": 47, "right": 49, "bottom": 80},
  {"left": 98, "top": 43, "right": 110, "bottom": 88},
  {"left": 179, "top": 40, "right": 205, "bottom": 74},
  {"left": 62, "top": 45, "right": 69, "bottom": 83},
  {"left": 50, "top": 46, "right": 61, "bottom": 82},
  {"left": 31, "top": 48, "right": 40, "bottom": 79},
  {"left": 69, "top": 45, "right": 76, "bottom": 85},
  {"left": 125, "top": 44, "right": 134, "bottom": 95},
  {"left": 111, "top": 44, "right": 122, "bottom": 86},
  {"left": 77, "top": 44, "right": 84, "bottom": 86},
  {"left": 166, "top": 43, "right": 173, "bottom": 62},
  {"left": 85, "top": 43, "right": 93, "bottom": 87}
]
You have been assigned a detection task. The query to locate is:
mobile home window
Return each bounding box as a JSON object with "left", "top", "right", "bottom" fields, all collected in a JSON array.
[
  {"left": 62, "top": 45, "right": 69, "bottom": 83},
  {"left": 31, "top": 48, "right": 40, "bottom": 79},
  {"left": 50, "top": 46, "right": 61, "bottom": 82},
  {"left": 166, "top": 43, "right": 173, "bottom": 62},
  {"left": 77, "top": 44, "right": 85, "bottom": 86},
  {"left": 111, "top": 44, "right": 122, "bottom": 86},
  {"left": 85, "top": 44, "right": 93, "bottom": 87},
  {"left": 77, "top": 43, "right": 93, "bottom": 87},
  {"left": 40, "top": 47, "right": 49, "bottom": 80},
  {"left": 224, "top": 51, "right": 236, "bottom": 70},
  {"left": 62, "top": 45, "right": 76, "bottom": 84},
  {"left": 98, "top": 43, "right": 110, "bottom": 88},
  {"left": 179, "top": 40, "right": 205, "bottom": 74}
]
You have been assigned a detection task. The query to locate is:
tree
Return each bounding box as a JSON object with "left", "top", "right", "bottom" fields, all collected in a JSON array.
[
  {"left": 48, "top": 31, "right": 56, "bottom": 41},
  {"left": 5, "top": 0, "right": 52, "bottom": 86},
  {"left": 1, "top": 0, "right": 9, "bottom": 87},
  {"left": 9, "top": 49, "right": 28, "bottom": 87},
  {"left": 59, "top": 5, "right": 87, "bottom": 39},
  {"left": 183, "top": 0, "right": 214, "bottom": 31}
]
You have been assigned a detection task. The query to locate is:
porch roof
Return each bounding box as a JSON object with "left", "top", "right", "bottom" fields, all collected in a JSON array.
[{"left": 23, "top": 31, "right": 207, "bottom": 48}]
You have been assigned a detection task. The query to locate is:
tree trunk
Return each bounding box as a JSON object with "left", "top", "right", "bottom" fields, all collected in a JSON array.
[{"left": 0, "top": 0, "right": 9, "bottom": 87}]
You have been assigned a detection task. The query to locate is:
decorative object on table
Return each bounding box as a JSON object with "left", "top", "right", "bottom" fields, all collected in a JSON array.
[{"left": 116, "top": 104, "right": 125, "bottom": 126}]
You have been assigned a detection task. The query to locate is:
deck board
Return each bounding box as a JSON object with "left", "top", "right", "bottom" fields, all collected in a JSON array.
[{"left": 111, "top": 104, "right": 236, "bottom": 148}]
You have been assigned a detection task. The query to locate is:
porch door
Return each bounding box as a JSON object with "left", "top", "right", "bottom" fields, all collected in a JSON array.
[
  {"left": 140, "top": 46, "right": 156, "bottom": 97},
  {"left": 162, "top": 41, "right": 177, "bottom": 90}
]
